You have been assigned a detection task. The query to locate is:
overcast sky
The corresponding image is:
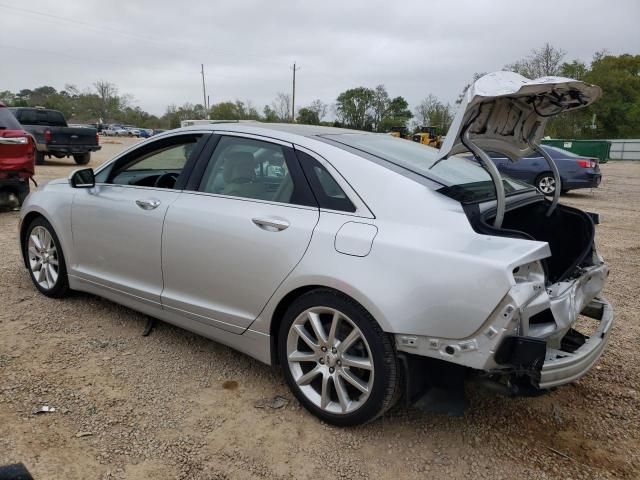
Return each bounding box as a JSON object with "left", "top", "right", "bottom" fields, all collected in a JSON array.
[{"left": 1, "top": 0, "right": 639, "bottom": 116}]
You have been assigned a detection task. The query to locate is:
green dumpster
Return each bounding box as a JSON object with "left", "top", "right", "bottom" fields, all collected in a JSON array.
[{"left": 541, "top": 139, "right": 611, "bottom": 163}]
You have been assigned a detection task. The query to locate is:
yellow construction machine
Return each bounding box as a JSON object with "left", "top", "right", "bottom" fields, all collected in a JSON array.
[
  {"left": 411, "top": 126, "right": 443, "bottom": 148},
  {"left": 388, "top": 126, "right": 410, "bottom": 139}
]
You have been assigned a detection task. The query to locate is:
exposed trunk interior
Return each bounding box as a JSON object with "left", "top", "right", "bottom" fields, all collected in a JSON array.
[{"left": 469, "top": 199, "right": 595, "bottom": 284}]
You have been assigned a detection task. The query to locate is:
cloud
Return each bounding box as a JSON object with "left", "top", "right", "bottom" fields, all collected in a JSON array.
[{"left": 1, "top": 0, "right": 638, "bottom": 115}]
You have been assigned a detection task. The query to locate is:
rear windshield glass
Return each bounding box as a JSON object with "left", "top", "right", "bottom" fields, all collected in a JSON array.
[
  {"left": 0, "top": 108, "right": 22, "bottom": 129},
  {"left": 15, "top": 109, "right": 67, "bottom": 127},
  {"left": 325, "top": 133, "right": 533, "bottom": 203}
]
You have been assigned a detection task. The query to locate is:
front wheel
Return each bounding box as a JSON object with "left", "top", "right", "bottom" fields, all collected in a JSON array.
[
  {"left": 73, "top": 153, "right": 91, "bottom": 165},
  {"left": 24, "top": 217, "right": 69, "bottom": 297},
  {"left": 536, "top": 173, "right": 556, "bottom": 196},
  {"left": 278, "top": 289, "right": 400, "bottom": 426}
]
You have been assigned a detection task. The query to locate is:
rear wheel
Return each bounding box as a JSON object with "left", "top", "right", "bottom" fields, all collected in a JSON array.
[
  {"left": 35, "top": 151, "right": 45, "bottom": 165},
  {"left": 278, "top": 289, "right": 400, "bottom": 426},
  {"left": 24, "top": 217, "right": 69, "bottom": 297},
  {"left": 536, "top": 173, "right": 556, "bottom": 196},
  {"left": 74, "top": 153, "right": 91, "bottom": 165}
]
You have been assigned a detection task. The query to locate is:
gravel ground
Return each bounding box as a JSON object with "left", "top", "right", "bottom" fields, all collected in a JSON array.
[{"left": 1, "top": 138, "right": 639, "bottom": 479}]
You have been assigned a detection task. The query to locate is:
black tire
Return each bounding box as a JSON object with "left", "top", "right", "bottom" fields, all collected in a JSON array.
[
  {"left": 535, "top": 172, "right": 556, "bottom": 196},
  {"left": 23, "top": 216, "right": 70, "bottom": 298},
  {"left": 73, "top": 153, "right": 91, "bottom": 165},
  {"left": 35, "top": 150, "right": 45, "bottom": 165},
  {"left": 278, "top": 288, "right": 400, "bottom": 426}
]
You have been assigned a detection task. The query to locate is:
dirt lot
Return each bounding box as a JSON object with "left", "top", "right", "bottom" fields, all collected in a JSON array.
[{"left": 1, "top": 138, "right": 639, "bottom": 479}]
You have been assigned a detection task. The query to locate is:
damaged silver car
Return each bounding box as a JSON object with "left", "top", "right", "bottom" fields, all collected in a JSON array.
[{"left": 19, "top": 71, "right": 612, "bottom": 426}]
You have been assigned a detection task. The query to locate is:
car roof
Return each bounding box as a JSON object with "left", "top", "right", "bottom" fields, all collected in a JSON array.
[{"left": 179, "top": 122, "right": 371, "bottom": 139}]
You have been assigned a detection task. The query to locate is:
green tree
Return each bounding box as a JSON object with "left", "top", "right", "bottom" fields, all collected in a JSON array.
[
  {"left": 263, "top": 105, "right": 279, "bottom": 123},
  {"left": 296, "top": 107, "right": 320, "bottom": 125},
  {"left": 0, "top": 90, "right": 15, "bottom": 105},
  {"left": 370, "top": 85, "right": 390, "bottom": 131},
  {"left": 379, "top": 96, "right": 413, "bottom": 132},
  {"left": 584, "top": 54, "right": 640, "bottom": 138},
  {"left": 335, "top": 87, "right": 375, "bottom": 130}
]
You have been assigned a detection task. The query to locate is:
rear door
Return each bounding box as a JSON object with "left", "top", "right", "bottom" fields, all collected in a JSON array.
[{"left": 160, "top": 133, "right": 319, "bottom": 333}]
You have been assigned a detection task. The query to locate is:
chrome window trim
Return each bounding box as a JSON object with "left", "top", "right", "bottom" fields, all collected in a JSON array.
[
  {"left": 211, "top": 130, "right": 294, "bottom": 148},
  {"left": 93, "top": 130, "right": 213, "bottom": 176},
  {"left": 91, "top": 183, "right": 185, "bottom": 194},
  {"left": 176, "top": 189, "right": 319, "bottom": 212}
]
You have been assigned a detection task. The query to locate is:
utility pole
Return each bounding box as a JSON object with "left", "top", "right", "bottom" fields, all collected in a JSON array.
[
  {"left": 291, "top": 62, "right": 301, "bottom": 122},
  {"left": 201, "top": 64, "right": 209, "bottom": 119}
]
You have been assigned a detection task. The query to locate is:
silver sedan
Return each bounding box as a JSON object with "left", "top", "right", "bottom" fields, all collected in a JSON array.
[{"left": 19, "top": 72, "right": 613, "bottom": 425}]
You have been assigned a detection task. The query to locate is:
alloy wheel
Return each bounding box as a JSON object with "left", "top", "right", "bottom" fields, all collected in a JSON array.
[
  {"left": 537, "top": 175, "right": 556, "bottom": 195},
  {"left": 27, "top": 225, "right": 60, "bottom": 290},
  {"left": 286, "top": 307, "right": 375, "bottom": 415}
]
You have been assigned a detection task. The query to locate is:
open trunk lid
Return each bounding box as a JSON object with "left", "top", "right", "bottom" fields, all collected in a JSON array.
[
  {"left": 438, "top": 71, "right": 601, "bottom": 229},
  {"left": 438, "top": 71, "right": 601, "bottom": 161}
]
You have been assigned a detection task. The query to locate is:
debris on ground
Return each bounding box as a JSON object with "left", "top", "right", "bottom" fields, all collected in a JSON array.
[
  {"left": 254, "top": 395, "right": 289, "bottom": 409},
  {"left": 31, "top": 405, "right": 55, "bottom": 415}
]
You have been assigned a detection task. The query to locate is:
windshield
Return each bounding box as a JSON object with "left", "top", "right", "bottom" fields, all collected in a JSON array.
[{"left": 324, "top": 133, "right": 533, "bottom": 202}]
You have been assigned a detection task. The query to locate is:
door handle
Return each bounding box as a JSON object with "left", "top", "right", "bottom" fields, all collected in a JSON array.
[
  {"left": 135, "top": 198, "right": 161, "bottom": 210},
  {"left": 252, "top": 217, "right": 290, "bottom": 232}
]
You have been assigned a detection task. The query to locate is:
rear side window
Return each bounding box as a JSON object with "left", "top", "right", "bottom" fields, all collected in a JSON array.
[
  {"left": 14, "top": 109, "right": 66, "bottom": 127},
  {"left": 296, "top": 150, "right": 356, "bottom": 212},
  {"left": 0, "top": 108, "right": 22, "bottom": 129}
]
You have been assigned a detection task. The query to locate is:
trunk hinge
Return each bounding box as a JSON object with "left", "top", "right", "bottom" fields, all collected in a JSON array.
[
  {"left": 527, "top": 123, "right": 561, "bottom": 217},
  {"left": 462, "top": 125, "right": 505, "bottom": 228}
]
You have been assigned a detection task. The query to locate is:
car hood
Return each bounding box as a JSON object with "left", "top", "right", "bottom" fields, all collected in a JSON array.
[{"left": 438, "top": 71, "right": 601, "bottom": 160}]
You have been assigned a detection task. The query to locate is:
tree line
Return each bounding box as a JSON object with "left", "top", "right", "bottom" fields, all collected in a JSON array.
[{"left": 1, "top": 46, "right": 638, "bottom": 138}]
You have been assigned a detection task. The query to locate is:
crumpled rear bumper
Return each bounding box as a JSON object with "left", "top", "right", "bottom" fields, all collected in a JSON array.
[{"left": 538, "top": 297, "right": 613, "bottom": 389}]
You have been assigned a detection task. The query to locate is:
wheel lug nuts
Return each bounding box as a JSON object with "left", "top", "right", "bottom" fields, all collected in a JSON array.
[
  {"left": 332, "top": 347, "right": 337, "bottom": 354},
  {"left": 337, "top": 360, "right": 341, "bottom": 366},
  {"left": 319, "top": 358, "right": 325, "bottom": 364},
  {"left": 329, "top": 367, "right": 335, "bottom": 373},
  {"left": 321, "top": 346, "right": 327, "bottom": 352}
]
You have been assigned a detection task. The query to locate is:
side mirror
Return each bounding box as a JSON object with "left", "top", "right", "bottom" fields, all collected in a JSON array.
[{"left": 69, "top": 168, "right": 95, "bottom": 188}]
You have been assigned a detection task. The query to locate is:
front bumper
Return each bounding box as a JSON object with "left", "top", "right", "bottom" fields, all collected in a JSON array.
[{"left": 538, "top": 297, "right": 613, "bottom": 388}]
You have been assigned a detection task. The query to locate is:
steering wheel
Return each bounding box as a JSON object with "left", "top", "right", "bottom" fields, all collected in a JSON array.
[{"left": 154, "top": 172, "right": 178, "bottom": 189}]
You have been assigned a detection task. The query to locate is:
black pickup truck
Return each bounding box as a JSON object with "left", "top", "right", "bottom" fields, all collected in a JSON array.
[{"left": 9, "top": 107, "right": 101, "bottom": 165}]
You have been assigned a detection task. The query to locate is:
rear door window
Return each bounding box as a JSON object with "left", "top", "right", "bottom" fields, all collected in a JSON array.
[{"left": 198, "top": 135, "right": 316, "bottom": 207}]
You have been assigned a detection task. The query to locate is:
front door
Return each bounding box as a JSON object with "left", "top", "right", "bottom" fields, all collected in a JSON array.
[
  {"left": 71, "top": 133, "right": 207, "bottom": 306},
  {"left": 161, "top": 134, "right": 319, "bottom": 333}
]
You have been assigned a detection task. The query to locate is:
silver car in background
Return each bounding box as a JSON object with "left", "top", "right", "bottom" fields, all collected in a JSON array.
[{"left": 19, "top": 72, "right": 613, "bottom": 425}]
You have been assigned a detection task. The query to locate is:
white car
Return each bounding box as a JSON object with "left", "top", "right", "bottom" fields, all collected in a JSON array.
[{"left": 18, "top": 72, "right": 612, "bottom": 425}]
